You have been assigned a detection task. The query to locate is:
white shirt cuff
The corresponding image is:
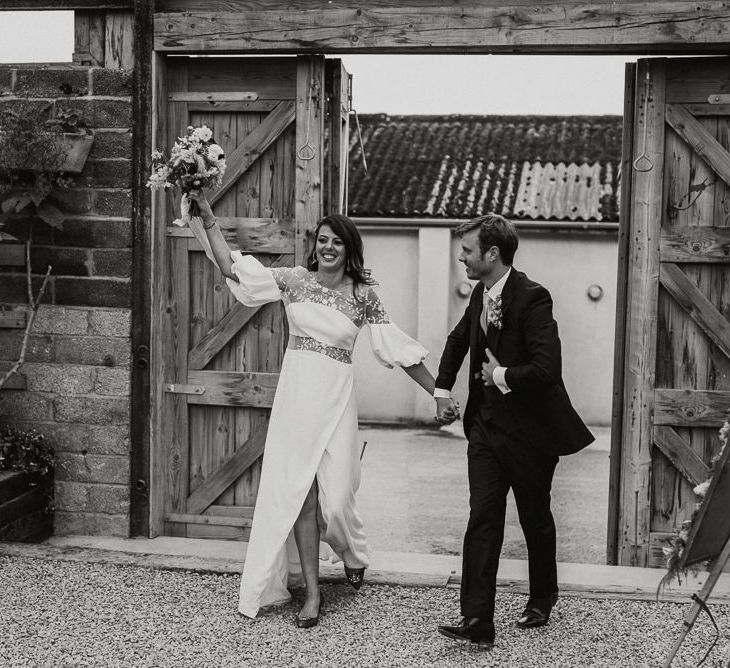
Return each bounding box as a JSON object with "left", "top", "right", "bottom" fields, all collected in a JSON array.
[
  {"left": 433, "top": 388, "right": 452, "bottom": 399},
  {"left": 493, "top": 367, "right": 511, "bottom": 394}
]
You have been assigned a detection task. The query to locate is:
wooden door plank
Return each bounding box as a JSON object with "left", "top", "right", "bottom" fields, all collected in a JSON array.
[
  {"left": 153, "top": 3, "right": 730, "bottom": 54},
  {"left": 607, "top": 61, "right": 636, "bottom": 566},
  {"left": 209, "top": 108, "right": 240, "bottom": 507},
  {"left": 666, "top": 59, "right": 730, "bottom": 104},
  {"left": 205, "top": 505, "right": 255, "bottom": 520},
  {"left": 207, "top": 504, "right": 254, "bottom": 519},
  {"left": 186, "top": 100, "right": 280, "bottom": 113},
  {"left": 150, "top": 52, "right": 170, "bottom": 538},
  {"left": 104, "top": 10, "right": 134, "bottom": 69},
  {"left": 161, "top": 60, "right": 191, "bottom": 538},
  {"left": 209, "top": 101, "right": 296, "bottom": 206},
  {"left": 166, "top": 512, "right": 252, "bottom": 528},
  {"left": 708, "top": 115, "right": 730, "bottom": 426},
  {"left": 659, "top": 263, "right": 730, "bottom": 360},
  {"left": 665, "top": 103, "right": 730, "bottom": 187},
  {"left": 229, "top": 218, "right": 295, "bottom": 254},
  {"left": 186, "top": 370, "right": 279, "bottom": 407},
  {"left": 653, "top": 426, "right": 711, "bottom": 487},
  {"left": 618, "top": 59, "right": 666, "bottom": 567},
  {"left": 259, "top": 108, "right": 277, "bottom": 221},
  {"left": 186, "top": 423, "right": 267, "bottom": 514},
  {"left": 295, "top": 57, "right": 325, "bottom": 264},
  {"left": 660, "top": 114, "right": 717, "bottom": 538},
  {"left": 685, "top": 104, "right": 730, "bottom": 116},
  {"left": 661, "top": 226, "right": 730, "bottom": 262},
  {"left": 324, "top": 59, "right": 350, "bottom": 216},
  {"left": 187, "top": 254, "right": 291, "bottom": 370},
  {"left": 653, "top": 119, "right": 698, "bottom": 539},
  {"left": 231, "top": 106, "right": 265, "bottom": 508},
  {"left": 73, "top": 10, "right": 105, "bottom": 66},
  {"left": 169, "top": 92, "right": 260, "bottom": 102},
  {"left": 654, "top": 388, "right": 730, "bottom": 427},
  {"left": 165, "top": 238, "right": 191, "bottom": 533},
  {"left": 187, "top": 57, "right": 297, "bottom": 99},
  {"left": 168, "top": 216, "right": 294, "bottom": 234},
  {"left": 187, "top": 250, "right": 216, "bottom": 498}
]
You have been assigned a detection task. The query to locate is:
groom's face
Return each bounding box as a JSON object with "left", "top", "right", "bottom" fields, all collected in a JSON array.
[{"left": 459, "top": 229, "right": 491, "bottom": 282}]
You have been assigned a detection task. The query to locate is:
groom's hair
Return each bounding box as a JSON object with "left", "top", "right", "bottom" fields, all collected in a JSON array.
[{"left": 455, "top": 214, "right": 519, "bottom": 265}]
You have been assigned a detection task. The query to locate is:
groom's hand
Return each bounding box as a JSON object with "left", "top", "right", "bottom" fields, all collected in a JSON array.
[
  {"left": 435, "top": 397, "right": 459, "bottom": 425},
  {"left": 481, "top": 347, "right": 501, "bottom": 387}
]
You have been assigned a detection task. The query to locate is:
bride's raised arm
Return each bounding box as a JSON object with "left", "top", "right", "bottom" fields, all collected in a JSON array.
[{"left": 183, "top": 189, "right": 236, "bottom": 280}]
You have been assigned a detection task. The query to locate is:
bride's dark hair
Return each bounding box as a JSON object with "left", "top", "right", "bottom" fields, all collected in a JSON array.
[{"left": 307, "top": 214, "right": 375, "bottom": 292}]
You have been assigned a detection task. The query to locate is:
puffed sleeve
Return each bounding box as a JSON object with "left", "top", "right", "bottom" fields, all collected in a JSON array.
[
  {"left": 225, "top": 251, "right": 290, "bottom": 307},
  {"left": 364, "top": 287, "right": 428, "bottom": 368}
]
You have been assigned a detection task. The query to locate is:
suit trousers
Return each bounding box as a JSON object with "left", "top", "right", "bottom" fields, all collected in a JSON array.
[{"left": 461, "top": 412, "right": 559, "bottom": 619}]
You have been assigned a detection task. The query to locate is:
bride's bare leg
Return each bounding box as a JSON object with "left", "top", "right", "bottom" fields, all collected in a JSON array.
[{"left": 294, "top": 480, "right": 321, "bottom": 618}]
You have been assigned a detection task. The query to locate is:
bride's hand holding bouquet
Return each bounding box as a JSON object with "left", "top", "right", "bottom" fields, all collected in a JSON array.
[
  {"left": 181, "top": 189, "right": 214, "bottom": 224},
  {"left": 146, "top": 124, "right": 226, "bottom": 266},
  {"left": 146, "top": 124, "right": 226, "bottom": 221}
]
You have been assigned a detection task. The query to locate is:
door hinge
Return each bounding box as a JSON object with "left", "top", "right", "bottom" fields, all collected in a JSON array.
[{"left": 165, "top": 384, "right": 206, "bottom": 395}]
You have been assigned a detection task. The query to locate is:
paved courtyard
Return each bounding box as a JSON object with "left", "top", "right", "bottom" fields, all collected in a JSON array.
[{"left": 358, "top": 424, "right": 610, "bottom": 564}]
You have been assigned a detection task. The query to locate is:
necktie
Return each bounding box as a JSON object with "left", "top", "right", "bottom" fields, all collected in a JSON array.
[
  {"left": 481, "top": 292, "right": 501, "bottom": 333},
  {"left": 481, "top": 291, "right": 490, "bottom": 333}
]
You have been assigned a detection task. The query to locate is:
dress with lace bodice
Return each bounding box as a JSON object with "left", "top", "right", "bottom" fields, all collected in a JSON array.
[{"left": 228, "top": 253, "right": 428, "bottom": 618}]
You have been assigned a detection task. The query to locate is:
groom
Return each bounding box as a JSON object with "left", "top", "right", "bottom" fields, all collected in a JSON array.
[{"left": 434, "top": 214, "right": 593, "bottom": 646}]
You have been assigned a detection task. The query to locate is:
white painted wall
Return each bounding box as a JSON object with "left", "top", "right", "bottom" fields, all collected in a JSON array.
[{"left": 354, "top": 224, "right": 618, "bottom": 426}]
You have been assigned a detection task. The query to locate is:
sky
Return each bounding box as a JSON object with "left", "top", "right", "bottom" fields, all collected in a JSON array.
[{"left": 0, "top": 10, "right": 633, "bottom": 116}]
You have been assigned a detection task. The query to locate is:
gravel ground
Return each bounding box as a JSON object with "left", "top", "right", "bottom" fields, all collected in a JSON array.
[{"left": 1, "top": 557, "right": 729, "bottom": 667}]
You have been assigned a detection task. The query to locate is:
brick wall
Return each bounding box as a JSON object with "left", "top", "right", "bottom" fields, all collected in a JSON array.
[{"left": 0, "top": 65, "right": 133, "bottom": 537}]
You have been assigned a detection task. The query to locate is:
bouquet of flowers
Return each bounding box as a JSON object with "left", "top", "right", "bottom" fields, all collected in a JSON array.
[{"left": 146, "top": 124, "right": 226, "bottom": 218}]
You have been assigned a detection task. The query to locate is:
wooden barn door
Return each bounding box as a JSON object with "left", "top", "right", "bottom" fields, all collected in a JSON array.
[
  {"left": 613, "top": 57, "right": 730, "bottom": 566},
  {"left": 151, "top": 56, "right": 351, "bottom": 538}
]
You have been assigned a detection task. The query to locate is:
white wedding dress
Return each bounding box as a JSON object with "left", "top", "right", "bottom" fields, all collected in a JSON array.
[{"left": 226, "top": 252, "right": 428, "bottom": 618}]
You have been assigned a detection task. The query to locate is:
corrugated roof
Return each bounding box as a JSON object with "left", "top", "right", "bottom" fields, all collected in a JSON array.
[{"left": 347, "top": 114, "right": 622, "bottom": 222}]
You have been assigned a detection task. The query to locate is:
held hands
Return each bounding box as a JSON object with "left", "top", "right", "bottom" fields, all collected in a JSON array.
[
  {"left": 435, "top": 397, "right": 460, "bottom": 425},
  {"left": 481, "top": 347, "right": 501, "bottom": 387}
]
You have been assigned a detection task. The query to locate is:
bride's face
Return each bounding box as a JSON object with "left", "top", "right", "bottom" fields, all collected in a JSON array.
[{"left": 315, "top": 224, "right": 347, "bottom": 272}]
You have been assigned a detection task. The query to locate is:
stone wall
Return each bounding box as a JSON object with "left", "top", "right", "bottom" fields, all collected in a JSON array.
[{"left": 0, "top": 64, "right": 133, "bottom": 537}]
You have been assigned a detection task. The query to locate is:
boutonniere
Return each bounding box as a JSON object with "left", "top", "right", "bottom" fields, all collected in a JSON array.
[{"left": 487, "top": 294, "right": 503, "bottom": 330}]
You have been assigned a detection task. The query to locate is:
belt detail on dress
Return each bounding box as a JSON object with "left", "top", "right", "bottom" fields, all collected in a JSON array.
[{"left": 290, "top": 336, "right": 352, "bottom": 364}]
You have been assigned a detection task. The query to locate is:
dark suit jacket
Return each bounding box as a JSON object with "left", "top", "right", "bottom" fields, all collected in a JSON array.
[{"left": 435, "top": 268, "right": 594, "bottom": 456}]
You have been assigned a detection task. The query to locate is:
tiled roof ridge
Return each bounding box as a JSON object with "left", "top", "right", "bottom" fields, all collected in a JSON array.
[
  {"left": 356, "top": 113, "right": 622, "bottom": 122},
  {"left": 347, "top": 114, "right": 623, "bottom": 221}
]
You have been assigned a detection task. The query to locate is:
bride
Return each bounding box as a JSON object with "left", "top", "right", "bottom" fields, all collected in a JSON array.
[{"left": 184, "top": 190, "right": 438, "bottom": 627}]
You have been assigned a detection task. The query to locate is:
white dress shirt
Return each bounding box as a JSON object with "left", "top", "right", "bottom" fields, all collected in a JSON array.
[{"left": 434, "top": 267, "right": 512, "bottom": 398}]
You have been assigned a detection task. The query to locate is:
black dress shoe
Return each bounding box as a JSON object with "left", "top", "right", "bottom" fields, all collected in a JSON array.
[
  {"left": 344, "top": 565, "right": 365, "bottom": 590},
  {"left": 295, "top": 600, "right": 321, "bottom": 629},
  {"left": 437, "top": 617, "right": 495, "bottom": 645},
  {"left": 516, "top": 592, "right": 559, "bottom": 629}
]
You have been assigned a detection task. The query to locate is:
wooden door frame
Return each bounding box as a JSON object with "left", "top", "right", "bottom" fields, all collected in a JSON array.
[
  {"left": 148, "top": 53, "right": 325, "bottom": 537},
  {"left": 151, "top": 2, "right": 730, "bottom": 56},
  {"left": 612, "top": 56, "right": 730, "bottom": 567},
  {"left": 98, "top": 1, "right": 730, "bottom": 539}
]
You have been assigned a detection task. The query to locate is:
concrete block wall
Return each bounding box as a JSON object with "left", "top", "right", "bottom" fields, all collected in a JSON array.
[{"left": 0, "top": 65, "right": 133, "bottom": 537}]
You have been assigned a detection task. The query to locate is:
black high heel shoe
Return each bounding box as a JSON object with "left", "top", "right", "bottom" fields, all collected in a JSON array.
[
  {"left": 344, "top": 565, "right": 365, "bottom": 590},
  {"left": 295, "top": 599, "right": 321, "bottom": 629}
]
